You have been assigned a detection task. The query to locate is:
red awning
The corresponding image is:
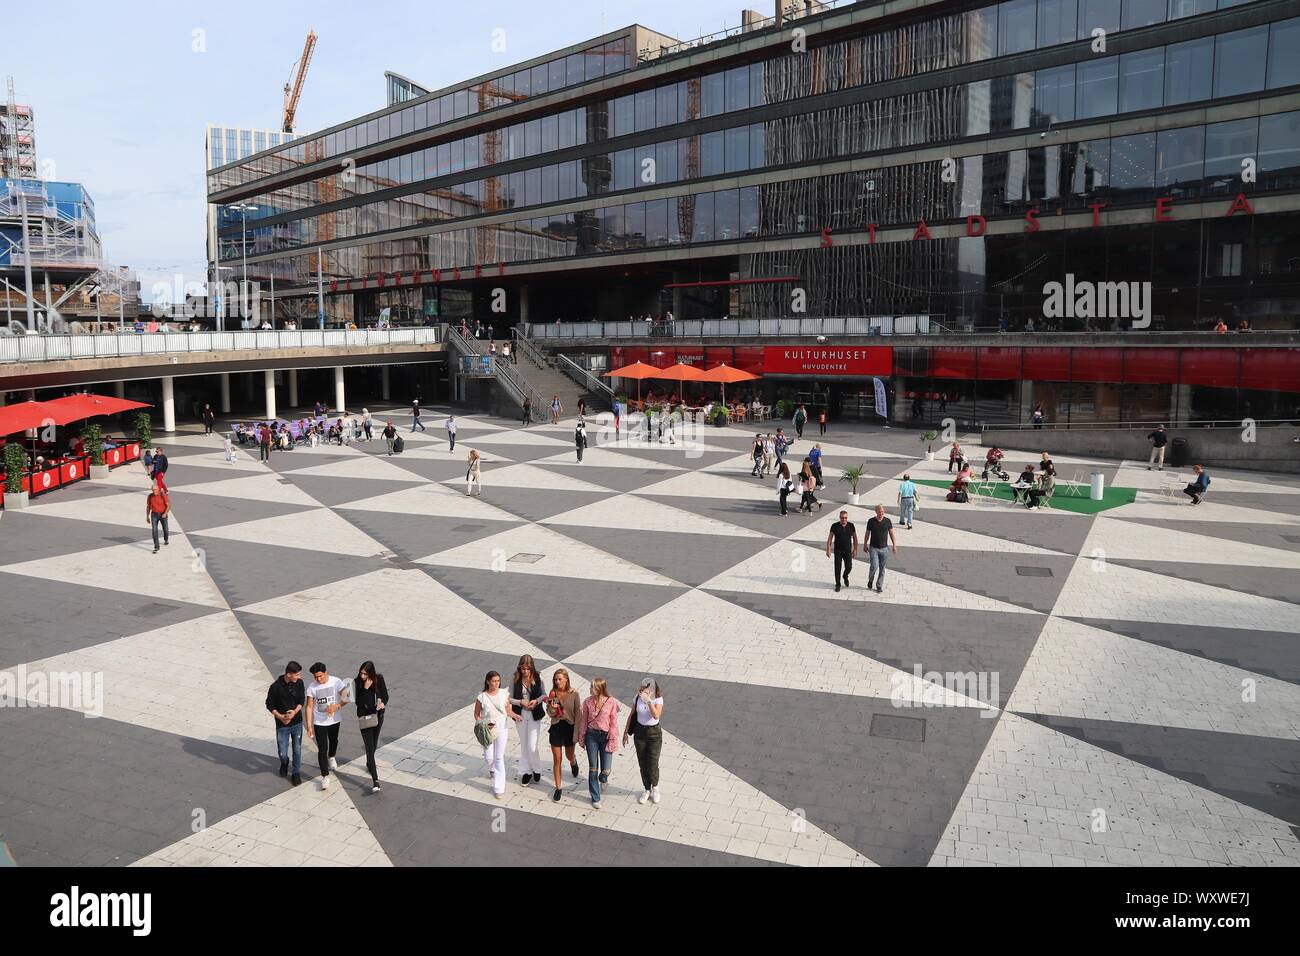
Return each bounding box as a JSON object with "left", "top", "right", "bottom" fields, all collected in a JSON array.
[
  {"left": 0, "top": 401, "right": 67, "bottom": 436},
  {"left": 45, "top": 394, "right": 151, "bottom": 424}
]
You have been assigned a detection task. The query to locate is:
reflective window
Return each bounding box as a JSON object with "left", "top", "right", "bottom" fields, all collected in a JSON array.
[
  {"left": 1110, "top": 132, "right": 1156, "bottom": 200},
  {"left": 999, "top": 0, "right": 1037, "bottom": 55},
  {"left": 585, "top": 46, "right": 605, "bottom": 81},
  {"left": 557, "top": 110, "right": 576, "bottom": 149},
  {"left": 1164, "top": 37, "right": 1213, "bottom": 105},
  {"left": 541, "top": 115, "right": 558, "bottom": 153},
  {"left": 725, "top": 66, "right": 751, "bottom": 112},
  {"left": 725, "top": 126, "right": 750, "bottom": 173},
  {"left": 1214, "top": 26, "right": 1268, "bottom": 98},
  {"left": 702, "top": 72, "right": 725, "bottom": 117},
  {"left": 635, "top": 90, "right": 656, "bottom": 131},
  {"left": 701, "top": 131, "right": 725, "bottom": 177},
  {"left": 1119, "top": 48, "right": 1164, "bottom": 113},
  {"left": 550, "top": 59, "right": 565, "bottom": 91},
  {"left": 1035, "top": 64, "right": 1076, "bottom": 123},
  {"left": 1078, "top": 0, "right": 1121, "bottom": 35},
  {"left": 692, "top": 192, "right": 715, "bottom": 242},
  {"left": 965, "top": 6, "right": 998, "bottom": 61},
  {"left": 1268, "top": 18, "right": 1300, "bottom": 89},
  {"left": 612, "top": 95, "right": 634, "bottom": 137},
  {"left": 625, "top": 202, "right": 646, "bottom": 248},
  {"left": 1168, "top": 0, "right": 1214, "bottom": 17},
  {"left": 531, "top": 64, "right": 548, "bottom": 97},
  {"left": 1038, "top": 0, "right": 1078, "bottom": 46},
  {"left": 656, "top": 84, "right": 678, "bottom": 127},
  {"left": 1259, "top": 111, "right": 1300, "bottom": 190},
  {"left": 750, "top": 65, "right": 766, "bottom": 108},
  {"left": 655, "top": 141, "right": 679, "bottom": 183},
  {"left": 750, "top": 123, "right": 766, "bottom": 168},
  {"left": 565, "top": 54, "right": 584, "bottom": 87},
  {"left": 1076, "top": 56, "right": 1118, "bottom": 119},
  {"left": 1155, "top": 126, "right": 1204, "bottom": 193},
  {"left": 1121, "top": 0, "right": 1165, "bottom": 28},
  {"left": 646, "top": 198, "right": 668, "bottom": 245},
  {"left": 714, "top": 189, "right": 740, "bottom": 241},
  {"left": 1203, "top": 118, "right": 1256, "bottom": 194},
  {"left": 740, "top": 186, "right": 759, "bottom": 237}
]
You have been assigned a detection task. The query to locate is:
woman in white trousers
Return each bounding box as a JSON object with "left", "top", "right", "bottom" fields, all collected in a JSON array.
[
  {"left": 510, "top": 655, "right": 547, "bottom": 785},
  {"left": 466, "top": 449, "right": 482, "bottom": 496},
  {"left": 474, "top": 671, "right": 517, "bottom": 798}
]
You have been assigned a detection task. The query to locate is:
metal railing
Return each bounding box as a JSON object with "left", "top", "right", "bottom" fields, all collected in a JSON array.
[
  {"left": 556, "top": 353, "right": 614, "bottom": 400},
  {"left": 510, "top": 330, "right": 550, "bottom": 371},
  {"left": 985, "top": 418, "right": 1300, "bottom": 431},
  {"left": 522, "top": 316, "right": 934, "bottom": 340},
  {"left": 446, "top": 324, "right": 543, "bottom": 420},
  {"left": 0, "top": 327, "right": 441, "bottom": 364}
]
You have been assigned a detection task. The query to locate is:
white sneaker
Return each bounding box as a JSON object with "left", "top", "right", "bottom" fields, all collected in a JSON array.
[
  {"left": 650, "top": 786, "right": 660, "bottom": 804},
  {"left": 320, "top": 776, "right": 330, "bottom": 790},
  {"left": 638, "top": 790, "right": 651, "bottom": 805},
  {"left": 328, "top": 757, "right": 338, "bottom": 770}
]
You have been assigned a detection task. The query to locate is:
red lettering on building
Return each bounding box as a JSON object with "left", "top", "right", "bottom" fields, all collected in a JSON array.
[
  {"left": 1155, "top": 197, "right": 1174, "bottom": 222},
  {"left": 498, "top": 262, "right": 505, "bottom": 276},
  {"left": 966, "top": 215, "right": 986, "bottom": 237},
  {"left": 1226, "top": 192, "right": 1254, "bottom": 217},
  {"left": 1088, "top": 202, "right": 1107, "bottom": 227},
  {"left": 763, "top": 345, "right": 892, "bottom": 376},
  {"left": 820, "top": 227, "right": 833, "bottom": 248},
  {"left": 475, "top": 264, "right": 483, "bottom": 278},
  {"left": 1024, "top": 208, "right": 1040, "bottom": 233},
  {"left": 913, "top": 220, "right": 932, "bottom": 241},
  {"left": 867, "top": 223, "right": 878, "bottom": 243},
  {"left": 433, "top": 269, "right": 442, "bottom": 283}
]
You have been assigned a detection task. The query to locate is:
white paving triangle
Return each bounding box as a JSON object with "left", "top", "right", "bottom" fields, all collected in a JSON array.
[
  {"left": 1113, "top": 463, "right": 1300, "bottom": 494},
  {"left": 281, "top": 454, "right": 423, "bottom": 482},
  {"left": 1115, "top": 497, "right": 1300, "bottom": 526},
  {"left": 13, "top": 610, "right": 271, "bottom": 751},
  {"left": 542, "top": 494, "right": 765, "bottom": 538},
  {"left": 530, "top": 447, "right": 682, "bottom": 470},
  {"left": 701, "top": 540, "right": 1040, "bottom": 615},
  {"left": 1052, "top": 552, "right": 1300, "bottom": 633},
  {"left": 333, "top": 482, "right": 522, "bottom": 522},
  {"left": 340, "top": 665, "right": 874, "bottom": 866},
  {"left": 196, "top": 507, "right": 391, "bottom": 558},
  {"left": 416, "top": 522, "right": 681, "bottom": 588},
  {"left": 237, "top": 566, "right": 547, "bottom": 658},
  {"left": 469, "top": 429, "right": 572, "bottom": 447},
  {"left": 22, "top": 486, "right": 147, "bottom": 527},
  {"left": 132, "top": 777, "right": 392, "bottom": 867},
  {"left": 1008, "top": 616, "right": 1300, "bottom": 740},
  {"left": 929, "top": 711, "right": 1300, "bottom": 867},
  {"left": 1084, "top": 515, "right": 1300, "bottom": 569},
  {"left": 0, "top": 526, "right": 229, "bottom": 610},
  {"left": 568, "top": 590, "right": 994, "bottom": 709},
  {"left": 439, "top": 462, "right": 610, "bottom": 493},
  {"left": 637, "top": 469, "right": 781, "bottom": 502},
  {"left": 174, "top": 472, "right": 323, "bottom": 508},
  {"left": 783, "top": 508, "right": 1062, "bottom": 554}
]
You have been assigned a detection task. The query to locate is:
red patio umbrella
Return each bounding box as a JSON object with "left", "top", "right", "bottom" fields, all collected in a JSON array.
[
  {"left": 46, "top": 393, "right": 150, "bottom": 424},
  {"left": 697, "top": 363, "right": 761, "bottom": 406},
  {"left": 0, "top": 401, "right": 67, "bottom": 436}
]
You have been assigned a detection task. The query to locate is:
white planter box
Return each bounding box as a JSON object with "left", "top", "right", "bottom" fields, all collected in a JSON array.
[
  {"left": 5, "top": 490, "right": 30, "bottom": 509},
  {"left": 90, "top": 464, "right": 111, "bottom": 479},
  {"left": 848, "top": 492, "right": 860, "bottom": 505}
]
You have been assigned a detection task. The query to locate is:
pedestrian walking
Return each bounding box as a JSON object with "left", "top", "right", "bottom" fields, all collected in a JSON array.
[
  {"left": 304, "top": 662, "right": 349, "bottom": 790},
  {"left": 382, "top": 421, "right": 397, "bottom": 455},
  {"left": 948, "top": 441, "right": 963, "bottom": 474},
  {"left": 1147, "top": 424, "right": 1168, "bottom": 470},
  {"left": 818, "top": 409, "right": 827, "bottom": 436},
  {"left": 550, "top": 395, "right": 563, "bottom": 425},
  {"left": 1032, "top": 403, "right": 1045, "bottom": 429},
  {"left": 576, "top": 678, "right": 620, "bottom": 808},
  {"left": 897, "top": 473, "right": 918, "bottom": 529},
  {"left": 793, "top": 404, "right": 808, "bottom": 439},
  {"left": 223, "top": 432, "right": 236, "bottom": 464},
  {"left": 865, "top": 503, "right": 898, "bottom": 594},
  {"left": 777, "top": 460, "right": 794, "bottom": 516},
  {"left": 151, "top": 447, "right": 169, "bottom": 490},
  {"left": 810, "top": 443, "right": 825, "bottom": 489},
  {"left": 259, "top": 425, "right": 272, "bottom": 462},
  {"left": 411, "top": 399, "right": 426, "bottom": 432},
  {"left": 578, "top": 398, "right": 587, "bottom": 419},
  {"left": 661, "top": 412, "right": 676, "bottom": 444},
  {"left": 762, "top": 433, "right": 775, "bottom": 477},
  {"left": 354, "top": 660, "right": 389, "bottom": 794},
  {"left": 799, "top": 458, "right": 821, "bottom": 513},
  {"left": 362, "top": 408, "right": 373, "bottom": 441},
  {"left": 575, "top": 419, "right": 587, "bottom": 461},
  {"left": 474, "top": 671, "right": 516, "bottom": 799},
  {"left": 612, "top": 398, "right": 622, "bottom": 438},
  {"left": 466, "top": 448, "right": 482, "bottom": 496},
  {"left": 266, "top": 661, "right": 306, "bottom": 787},
  {"left": 1184, "top": 463, "right": 1211, "bottom": 504},
  {"left": 522, "top": 396, "right": 531, "bottom": 425},
  {"left": 145, "top": 484, "right": 170, "bottom": 554},
  {"left": 202, "top": 403, "right": 215, "bottom": 435},
  {"left": 825, "top": 509, "right": 858, "bottom": 592},
  {"left": 544, "top": 668, "right": 581, "bottom": 802},
  {"left": 510, "top": 655, "right": 546, "bottom": 786},
  {"left": 445, "top": 415, "right": 458, "bottom": 453},
  {"left": 750, "top": 433, "right": 764, "bottom": 477},
  {"left": 623, "top": 678, "right": 664, "bottom": 805},
  {"left": 774, "top": 428, "right": 790, "bottom": 467}
]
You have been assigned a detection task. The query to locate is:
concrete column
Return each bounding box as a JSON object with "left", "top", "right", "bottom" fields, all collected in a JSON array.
[
  {"left": 113, "top": 381, "right": 125, "bottom": 399},
  {"left": 1169, "top": 384, "right": 1192, "bottom": 427},
  {"left": 161, "top": 376, "right": 176, "bottom": 433},
  {"left": 219, "top": 373, "right": 231, "bottom": 414},
  {"left": 26, "top": 389, "right": 36, "bottom": 401},
  {"left": 264, "top": 369, "right": 277, "bottom": 421},
  {"left": 334, "top": 366, "right": 346, "bottom": 414},
  {"left": 243, "top": 371, "right": 255, "bottom": 401},
  {"left": 519, "top": 283, "right": 530, "bottom": 325},
  {"left": 288, "top": 369, "right": 298, "bottom": 408},
  {"left": 381, "top": 365, "right": 391, "bottom": 401}
]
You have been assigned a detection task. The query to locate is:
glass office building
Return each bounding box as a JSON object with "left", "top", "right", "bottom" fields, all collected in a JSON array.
[{"left": 209, "top": 3, "right": 1300, "bottom": 332}]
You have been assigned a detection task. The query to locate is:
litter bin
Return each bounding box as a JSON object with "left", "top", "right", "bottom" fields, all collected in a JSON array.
[
  {"left": 1090, "top": 471, "right": 1104, "bottom": 501},
  {"left": 1170, "top": 436, "right": 1189, "bottom": 468}
]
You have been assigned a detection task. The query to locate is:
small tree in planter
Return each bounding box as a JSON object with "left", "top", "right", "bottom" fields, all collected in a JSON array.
[
  {"left": 839, "top": 463, "right": 867, "bottom": 505},
  {"left": 920, "top": 429, "right": 939, "bottom": 461},
  {"left": 774, "top": 398, "right": 789, "bottom": 419},
  {"left": 82, "top": 423, "right": 107, "bottom": 477},
  {"left": 4, "top": 441, "right": 30, "bottom": 508},
  {"left": 710, "top": 405, "right": 729, "bottom": 427},
  {"left": 135, "top": 412, "right": 152, "bottom": 450}
]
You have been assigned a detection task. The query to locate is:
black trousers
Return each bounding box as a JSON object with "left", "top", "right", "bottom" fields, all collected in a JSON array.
[
  {"left": 779, "top": 487, "right": 791, "bottom": 514},
  {"left": 819, "top": 422, "right": 826, "bottom": 435},
  {"left": 314, "top": 723, "right": 340, "bottom": 776},
  {"left": 359, "top": 714, "right": 384, "bottom": 783},
  {"left": 260, "top": 444, "right": 270, "bottom": 461},
  {"left": 576, "top": 441, "right": 584, "bottom": 461},
  {"left": 834, "top": 550, "right": 853, "bottom": 584},
  {"left": 203, "top": 420, "right": 213, "bottom": 435},
  {"left": 448, "top": 433, "right": 456, "bottom": 452}
]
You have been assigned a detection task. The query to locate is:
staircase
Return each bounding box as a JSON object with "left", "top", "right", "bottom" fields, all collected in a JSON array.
[{"left": 508, "top": 334, "right": 610, "bottom": 417}]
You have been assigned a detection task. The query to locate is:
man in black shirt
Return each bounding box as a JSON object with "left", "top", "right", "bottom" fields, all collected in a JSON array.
[
  {"left": 825, "top": 510, "right": 858, "bottom": 592},
  {"left": 1147, "top": 425, "right": 1168, "bottom": 470},
  {"left": 265, "top": 661, "right": 306, "bottom": 786},
  {"left": 865, "top": 504, "right": 898, "bottom": 594}
]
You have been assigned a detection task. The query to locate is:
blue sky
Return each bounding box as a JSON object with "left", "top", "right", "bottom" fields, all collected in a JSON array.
[{"left": 9, "top": 0, "right": 756, "bottom": 297}]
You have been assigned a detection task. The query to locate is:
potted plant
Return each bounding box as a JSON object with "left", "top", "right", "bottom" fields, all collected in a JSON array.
[
  {"left": 135, "top": 411, "right": 152, "bottom": 450},
  {"left": 920, "top": 429, "right": 939, "bottom": 461},
  {"left": 839, "top": 463, "right": 867, "bottom": 505},
  {"left": 3, "top": 441, "right": 30, "bottom": 509},
  {"left": 710, "top": 405, "right": 729, "bottom": 427},
  {"left": 775, "top": 398, "right": 789, "bottom": 419},
  {"left": 83, "top": 423, "right": 108, "bottom": 478}
]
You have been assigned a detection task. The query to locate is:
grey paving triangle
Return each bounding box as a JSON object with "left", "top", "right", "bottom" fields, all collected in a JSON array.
[
  {"left": 283, "top": 474, "right": 424, "bottom": 508},
  {"left": 262, "top": 451, "right": 356, "bottom": 474},
  {"left": 0, "top": 705, "right": 288, "bottom": 866},
  {"left": 1014, "top": 712, "right": 1300, "bottom": 827},
  {"left": 1068, "top": 617, "right": 1300, "bottom": 685},
  {"left": 591, "top": 666, "right": 998, "bottom": 867},
  {"left": 712, "top": 590, "right": 1041, "bottom": 709},
  {"left": 552, "top": 524, "right": 774, "bottom": 586},
  {"left": 234, "top": 611, "right": 534, "bottom": 765},
  {"left": 371, "top": 455, "right": 478, "bottom": 484},
  {"left": 1191, "top": 492, "right": 1300, "bottom": 516},
  {"left": 0, "top": 513, "right": 152, "bottom": 565},
  {"left": 346, "top": 774, "right": 776, "bottom": 866},
  {"left": 533, "top": 463, "right": 680, "bottom": 494},
  {"left": 465, "top": 443, "right": 562, "bottom": 464},
  {"left": 0, "top": 574, "right": 219, "bottom": 671},
  {"left": 421, "top": 565, "right": 683, "bottom": 661},
  {"left": 163, "top": 462, "right": 270, "bottom": 489},
  {"left": 476, "top": 486, "right": 614, "bottom": 523},
  {"left": 168, "top": 489, "right": 319, "bottom": 533},
  {"left": 41, "top": 479, "right": 141, "bottom": 501},
  {"left": 639, "top": 494, "right": 781, "bottom": 537},
  {"left": 913, "top": 508, "right": 1093, "bottom": 555},
  {"left": 336, "top": 510, "right": 523, "bottom": 562},
  {"left": 188, "top": 534, "right": 387, "bottom": 609},
  {"left": 1109, "top": 517, "right": 1300, "bottom": 555},
  {"left": 892, "top": 549, "right": 1079, "bottom": 614},
  {"left": 1107, "top": 558, "right": 1300, "bottom": 606},
  {"left": 604, "top": 446, "right": 739, "bottom": 471}
]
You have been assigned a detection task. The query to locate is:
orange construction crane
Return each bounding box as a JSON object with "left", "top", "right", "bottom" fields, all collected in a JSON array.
[
  {"left": 283, "top": 30, "right": 317, "bottom": 133},
  {"left": 475, "top": 81, "right": 528, "bottom": 265}
]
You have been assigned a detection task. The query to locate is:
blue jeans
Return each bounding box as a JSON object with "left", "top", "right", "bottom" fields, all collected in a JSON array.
[
  {"left": 869, "top": 546, "right": 889, "bottom": 587},
  {"left": 276, "top": 722, "right": 303, "bottom": 774},
  {"left": 585, "top": 735, "right": 614, "bottom": 803},
  {"left": 899, "top": 498, "right": 915, "bottom": 526}
]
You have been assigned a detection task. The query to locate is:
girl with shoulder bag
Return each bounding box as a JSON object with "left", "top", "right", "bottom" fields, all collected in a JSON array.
[
  {"left": 544, "top": 668, "right": 582, "bottom": 802},
  {"left": 575, "top": 678, "right": 620, "bottom": 809},
  {"left": 354, "top": 660, "right": 389, "bottom": 794},
  {"left": 509, "top": 655, "right": 546, "bottom": 786},
  {"left": 622, "top": 678, "right": 664, "bottom": 806},
  {"left": 474, "top": 671, "right": 518, "bottom": 799}
]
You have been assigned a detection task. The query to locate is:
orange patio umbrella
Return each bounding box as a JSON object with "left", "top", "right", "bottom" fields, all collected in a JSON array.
[
  {"left": 698, "top": 363, "right": 761, "bottom": 405},
  {"left": 653, "top": 362, "right": 705, "bottom": 403},
  {"left": 603, "top": 360, "right": 663, "bottom": 402}
]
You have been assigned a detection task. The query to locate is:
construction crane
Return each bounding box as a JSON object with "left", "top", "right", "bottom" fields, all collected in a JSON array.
[{"left": 282, "top": 30, "right": 317, "bottom": 133}]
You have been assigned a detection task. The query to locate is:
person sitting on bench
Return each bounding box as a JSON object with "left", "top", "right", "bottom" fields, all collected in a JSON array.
[
  {"left": 1027, "top": 470, "right": 1055, "bottom": 509},
  {"left": 1183, "top": 464, "right": 1210, "bottom": 504}
]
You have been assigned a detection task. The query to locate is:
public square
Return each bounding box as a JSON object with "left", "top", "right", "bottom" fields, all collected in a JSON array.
[{"left": 2, "top": 411, "right": 1297, "bottom": 868}]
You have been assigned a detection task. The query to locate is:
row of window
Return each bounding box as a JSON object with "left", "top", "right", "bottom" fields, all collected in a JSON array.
[{"left": 208, "top": 0, "right": 1265, "bottom": 194}]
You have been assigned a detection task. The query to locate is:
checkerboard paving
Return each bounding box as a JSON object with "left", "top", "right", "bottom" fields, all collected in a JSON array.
[{"left": 1, "top": 406, "right": 1297, "bottom": 867}]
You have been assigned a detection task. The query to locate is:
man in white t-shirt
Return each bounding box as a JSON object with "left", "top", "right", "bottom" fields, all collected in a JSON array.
[
  {"left": 445, "top": 415, "right": 458, "bottom": 453},
  {"left": 304, "top": 662, "right": 349, "bottom": 790}
]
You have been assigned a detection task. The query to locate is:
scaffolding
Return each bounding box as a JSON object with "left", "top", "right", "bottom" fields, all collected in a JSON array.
[{"left": 1, "top": 78, "right": 37, "bottom": 179}]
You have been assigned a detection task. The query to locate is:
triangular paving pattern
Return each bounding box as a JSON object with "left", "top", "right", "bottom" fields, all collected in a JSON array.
[
  {"left": 336, "top": 509, "right": 523, "bottom": 563},
  {"left": 282, "top": 474, "right": 425, "bottom": 509},
  {"left": 553, "top": 524, "right": 775, "bottom": 587},
  {"left": 188, "top": 535, "right": 386, "bottom": 609},
  {"left": 544, "top": 494, "right": 764, "bottom": 538},
  {"left": 532, "top": 462, "right": 684, "bottom": 494},
  {"left": 476, "top": 486, "right": 613, "bottom": 523},
  {"left": 176, "top": 472, "right": 323, "bottom": 507},
  {"left": 196, "top": 507, "right": 392, "bottom": 559}
]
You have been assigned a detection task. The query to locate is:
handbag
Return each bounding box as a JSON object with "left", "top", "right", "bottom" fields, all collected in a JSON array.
[{"left": 359, "top": 713, "right": 379, "bottom": 730}]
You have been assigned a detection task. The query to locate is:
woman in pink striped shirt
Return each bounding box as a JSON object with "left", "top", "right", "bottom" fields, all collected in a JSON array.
[{"left": 575, "top": 678, "right": 620, "bottom": 808}]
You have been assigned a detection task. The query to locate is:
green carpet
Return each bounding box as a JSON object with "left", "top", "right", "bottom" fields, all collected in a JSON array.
[{"left": 915, "top": 479, "right": 1139, "bottom": 515}]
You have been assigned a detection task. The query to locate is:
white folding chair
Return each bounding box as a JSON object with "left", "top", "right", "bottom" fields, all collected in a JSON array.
[{"left": 1062, "top": 471, "right": 1085, "bottom": 496}]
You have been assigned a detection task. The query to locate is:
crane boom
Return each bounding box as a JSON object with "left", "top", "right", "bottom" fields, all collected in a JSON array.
[{"left": 282, "top": 30, "right": 317, "bottom": 133}]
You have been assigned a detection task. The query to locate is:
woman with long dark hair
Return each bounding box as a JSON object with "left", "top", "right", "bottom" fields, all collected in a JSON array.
[
  {"left": 509, "top": 655, "right": 546, "bottom": 786},
  {"left": 354, "top": 661, "right": 389, "bottom": 794},
  {"left": 777, "top": 460, "right": 794, "bottom": 516},
  {"left": 474, "top": 671, "right": 517, "bottom": 799},
  {"left": 544, "top": 668, "right": 581, "bottom": 802},
  {"left": 622, "top": 677, "right": 664, "bottom": 805}
]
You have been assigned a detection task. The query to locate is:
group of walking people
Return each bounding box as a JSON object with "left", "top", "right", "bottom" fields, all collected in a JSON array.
[{"left": 475, "top": 656, "right": 664, "bottom": 808}]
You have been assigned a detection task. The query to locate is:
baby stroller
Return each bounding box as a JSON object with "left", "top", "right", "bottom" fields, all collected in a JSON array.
[{"left": 981, "top": 448, "right": 1009, "bottom": 481}]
